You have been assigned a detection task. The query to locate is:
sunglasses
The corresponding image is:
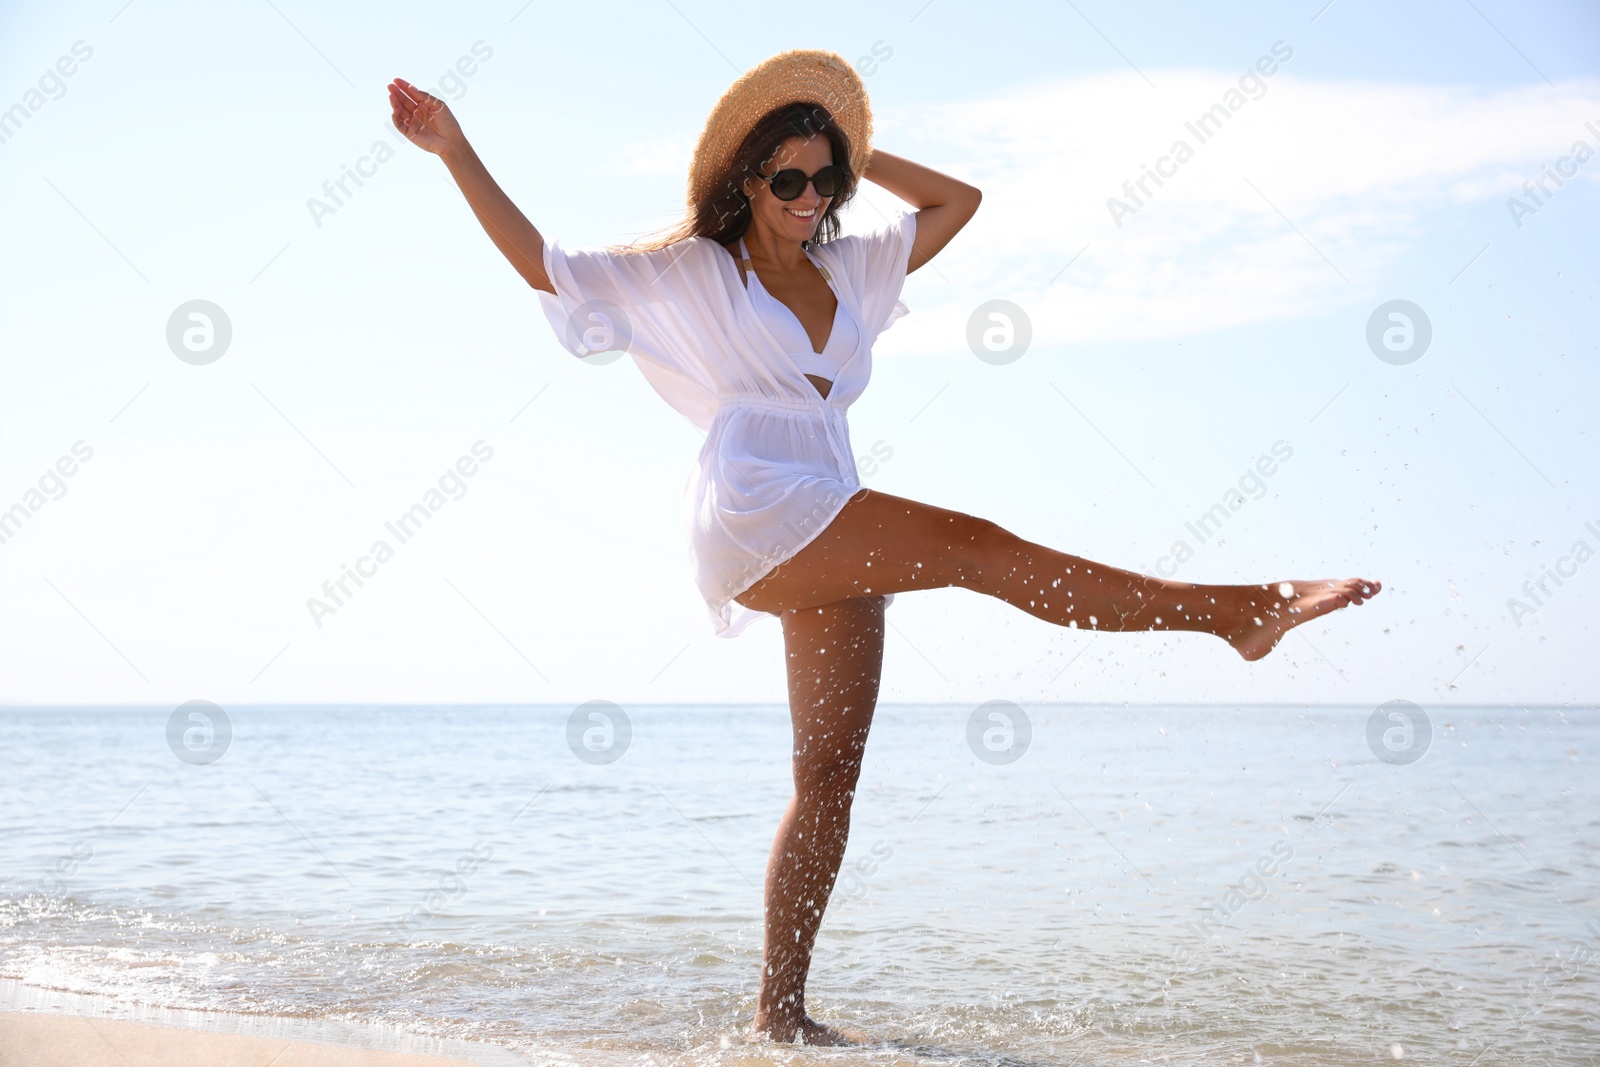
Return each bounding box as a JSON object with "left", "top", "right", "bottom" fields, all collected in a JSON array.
[{"left": 755, "top": 164, "right": 848, "bottom": 202}]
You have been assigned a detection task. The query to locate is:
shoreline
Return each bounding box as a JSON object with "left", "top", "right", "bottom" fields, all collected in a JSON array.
[{"left": 0, "top": 979, "right": 522, "bottom": 1067}]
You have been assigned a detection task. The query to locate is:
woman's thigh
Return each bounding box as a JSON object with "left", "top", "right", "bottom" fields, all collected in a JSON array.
[
  {"left": 780, "top": 596, "right": 887, "bottom": 794},
  {"left": 737, "top": 488, "right": 1005, "bottom": 617}
]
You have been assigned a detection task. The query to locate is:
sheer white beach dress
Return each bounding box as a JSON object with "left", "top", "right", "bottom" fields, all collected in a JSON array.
[{"left": 536, "top": 209, "right": 918, "bottom": 638}]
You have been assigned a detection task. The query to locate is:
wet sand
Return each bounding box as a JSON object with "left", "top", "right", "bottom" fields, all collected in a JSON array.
[{"left": 0, "top": 1011, "right": 482, "bottom": 1067}]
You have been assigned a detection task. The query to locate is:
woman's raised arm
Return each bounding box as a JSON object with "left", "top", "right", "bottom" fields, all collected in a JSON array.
[
  {"left": 388, "top": 78, "right": 555, "bottom": 294},
  {"left": 859, "top": 149, "right": 980, "bottom": 276}
]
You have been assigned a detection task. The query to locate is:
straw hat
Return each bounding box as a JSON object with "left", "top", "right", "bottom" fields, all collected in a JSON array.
[{"left": 687, "top": 48, "right": 873, "bottom": 211}]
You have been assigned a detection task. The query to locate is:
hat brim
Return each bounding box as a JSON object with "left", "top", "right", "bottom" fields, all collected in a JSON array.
[{"left": 687, "top": 48, "right": 873, "bottom": 211}]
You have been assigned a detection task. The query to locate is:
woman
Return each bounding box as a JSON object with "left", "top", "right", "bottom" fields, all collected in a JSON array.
[{"left": 387, "top": 50, "right": 1380, "bottom": 1046}]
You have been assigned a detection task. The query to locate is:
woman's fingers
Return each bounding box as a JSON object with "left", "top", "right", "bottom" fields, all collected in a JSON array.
[
  {"left": 392, "top": 77, "right": 439, "bottom": 107},
  {"left": 388, "top": 93, "right": 434, "bottom": 137},
  {"left": 388, "top": 94, "right": 418, "bottom": 133},
  {"left": 388, "top": 77, "right": 456, "bottom": 154},
  {"left": 388, "top": 86, "right": 416, "bottom": 122},
  {"left": 388, "top": 79, "right": 426, "bottom": 115},
  {"left": 389, "top": 99, "right": 430, "bottom": 143}
]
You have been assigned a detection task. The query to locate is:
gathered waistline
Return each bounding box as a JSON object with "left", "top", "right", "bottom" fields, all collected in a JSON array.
[
  {"left": 717, "top": 394, "right": 838, "bottom": 417},
  {"left": 705, "top": 394, "right": 856, "bottom": 477}
]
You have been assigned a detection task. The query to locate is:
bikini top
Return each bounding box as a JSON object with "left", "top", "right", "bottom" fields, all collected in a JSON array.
[{"left": 737, "top": 234, "right": 859, "bottom": 381}]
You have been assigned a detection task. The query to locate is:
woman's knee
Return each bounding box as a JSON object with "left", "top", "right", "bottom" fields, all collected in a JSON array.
[
  {"left": 943, "top": 514, "right": 1014, "bottom": 587},
  {"left": 793, "top": 754, "right": 866, "bottom": 804}
]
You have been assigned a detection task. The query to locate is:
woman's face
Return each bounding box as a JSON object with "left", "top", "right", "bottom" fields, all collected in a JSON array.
[{"left": 742, "top": 134, "right": 834, "bottom": 240}]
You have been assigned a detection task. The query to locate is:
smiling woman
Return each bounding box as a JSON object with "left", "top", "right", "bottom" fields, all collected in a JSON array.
[{"left": 385, "top": 44, "right": 1381, "bottom": 1048}]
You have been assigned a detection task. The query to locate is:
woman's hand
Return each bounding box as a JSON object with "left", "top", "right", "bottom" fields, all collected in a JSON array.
[
  {"left": 388, "top": 78, "right": 464, "bottom": 157},
  {"left": 388, "top": 76, "right": 552, "bottom": 291},
  {"left": 387, "top": 75, "right": 556, "bottom": 292}
]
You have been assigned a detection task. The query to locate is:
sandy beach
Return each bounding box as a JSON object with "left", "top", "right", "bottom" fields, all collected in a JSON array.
[{"left": 0, "top": 1012, "right": 482, "bottom": 1067}]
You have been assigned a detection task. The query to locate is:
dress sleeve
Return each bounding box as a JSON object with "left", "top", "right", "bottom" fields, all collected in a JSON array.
[
  {"left": 535, "top": 236, "right": 694, "bottom": 370},
  {"left": 825, "top": 208, "right": 918, "bottom": 343}
]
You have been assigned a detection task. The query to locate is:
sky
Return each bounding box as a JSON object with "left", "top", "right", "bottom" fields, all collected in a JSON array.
[{"left": 1, "top": 0, "right": 1597, "bottom": 708}]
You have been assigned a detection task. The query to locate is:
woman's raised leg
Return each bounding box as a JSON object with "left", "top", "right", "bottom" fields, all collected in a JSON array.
[
  {"left": 735, "top": 489, "right": 1381, "bottom": 661},
  {"left": 750, "top": 596, "right": 885, "bottom": 1047}
]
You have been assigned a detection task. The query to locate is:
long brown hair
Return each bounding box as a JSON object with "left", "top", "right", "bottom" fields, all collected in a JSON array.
[{"left": 619, "top": 101, "right": 857, "bottom": 255}]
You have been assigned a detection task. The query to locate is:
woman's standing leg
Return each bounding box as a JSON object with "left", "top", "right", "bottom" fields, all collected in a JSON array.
[{"left": 751, "top": 596, "right": 886, "bottom": 1046}]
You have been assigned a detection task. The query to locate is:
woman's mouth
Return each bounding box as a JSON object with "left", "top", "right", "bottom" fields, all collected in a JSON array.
[{"left": 785, "top": 207, "right": 816, "bottom": 219}]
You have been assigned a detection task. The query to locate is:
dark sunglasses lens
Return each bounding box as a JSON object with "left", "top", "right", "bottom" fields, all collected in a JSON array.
[
  {"left": 814, "top": 165, "right": 846, "bottom": 197},
  {"left": 770, "top": 170, "right": 807, "bottom": 200}
]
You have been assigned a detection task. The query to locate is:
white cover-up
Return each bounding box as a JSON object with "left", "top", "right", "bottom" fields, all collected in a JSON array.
[
  {"left": 739, "top": 232, "right": 861, "bottom": 382},
  {"left": 536, "top": 209, "right": 918, "bottom": 637}
]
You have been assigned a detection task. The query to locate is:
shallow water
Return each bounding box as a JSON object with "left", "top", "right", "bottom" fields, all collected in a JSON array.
[{"left": 1, "top": 704, "right": 1595, "bottom": 1065}]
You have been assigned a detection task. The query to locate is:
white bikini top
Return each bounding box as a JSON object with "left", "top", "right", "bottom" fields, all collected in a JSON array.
[{"left": 738, "top": 234, "right": 859, "bottom": 381}]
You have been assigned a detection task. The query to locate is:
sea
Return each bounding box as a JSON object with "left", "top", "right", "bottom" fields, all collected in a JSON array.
[{"left": 1, "top": 704, "right": 1594, "bottom": 1066}]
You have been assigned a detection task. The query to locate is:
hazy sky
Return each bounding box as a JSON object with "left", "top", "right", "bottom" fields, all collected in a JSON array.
[{"left": 1, "top": 0, "right": 1596, "bottom": 708}]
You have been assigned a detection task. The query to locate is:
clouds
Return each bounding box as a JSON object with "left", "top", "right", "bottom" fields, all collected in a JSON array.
[{"left": 873, "top": 67, "right": 1600, "bottom": 346}]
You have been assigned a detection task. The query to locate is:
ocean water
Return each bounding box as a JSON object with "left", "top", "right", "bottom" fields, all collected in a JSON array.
[{"left": 0, "top": 704, "right": 1595, "bottom": 1066}]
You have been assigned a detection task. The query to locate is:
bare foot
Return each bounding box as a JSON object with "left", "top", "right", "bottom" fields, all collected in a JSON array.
[
  {"left": 1221, "top": 578, "right": 1382, "bottom": 661},
  {"left": 747, "top": 1013, "right": 869, "bottom": 1046}
]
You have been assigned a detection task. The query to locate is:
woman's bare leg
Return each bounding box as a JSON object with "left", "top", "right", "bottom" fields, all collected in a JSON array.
[
  {"left": 736, "top": 489, "right": 1381, "bottom": 661},
  {"left": 750, "top": 596, "right": 884, "bottom": 1047}
]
